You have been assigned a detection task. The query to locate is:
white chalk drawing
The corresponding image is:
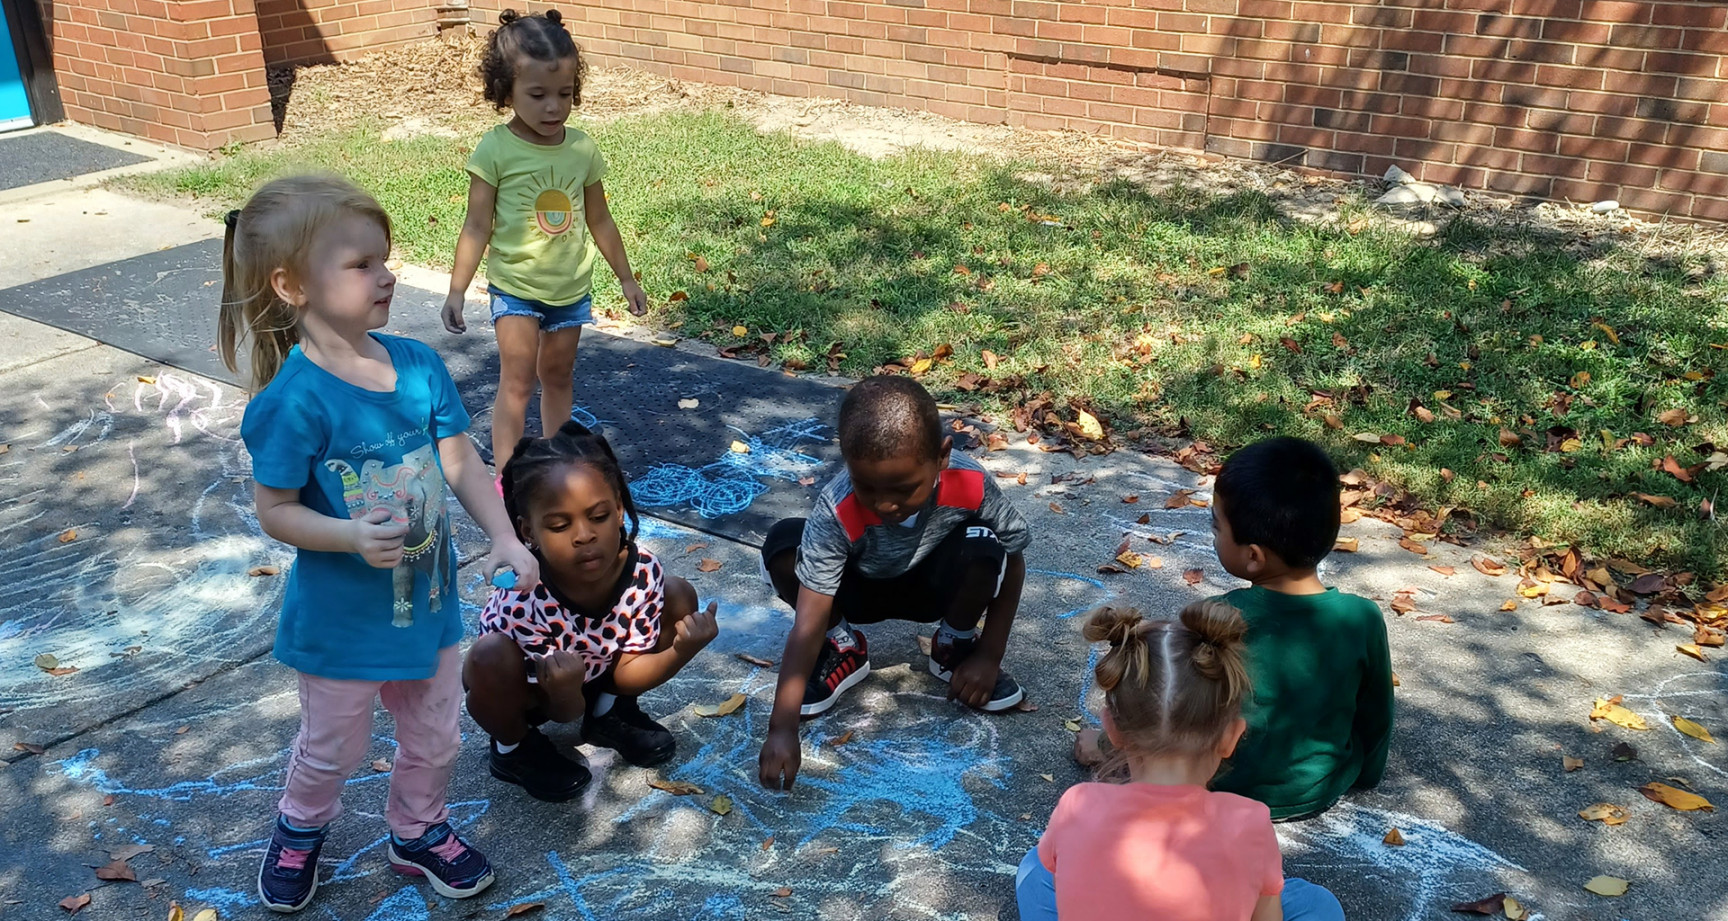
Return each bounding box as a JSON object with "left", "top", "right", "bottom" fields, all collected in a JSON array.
[
  {"left": 2, "top": 376, "right": 280, "bottom": 716},
  {"left": 1623, "top": 670, "right": 1728, "bottom": 782}
]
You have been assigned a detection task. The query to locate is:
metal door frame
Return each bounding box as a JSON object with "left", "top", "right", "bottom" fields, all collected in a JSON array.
[{"left": 0, "top": 0, "right": 63, "bottom": 127}]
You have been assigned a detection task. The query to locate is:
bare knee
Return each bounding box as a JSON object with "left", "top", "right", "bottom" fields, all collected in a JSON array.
[{"left": 464, "top": 633, "right": 528, "bottom": 691}]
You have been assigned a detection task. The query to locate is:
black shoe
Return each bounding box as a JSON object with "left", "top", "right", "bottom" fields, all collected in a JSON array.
[
  {"left": 928, "top": 631, "right": 1024, "bottom": 712},
  {"left": 257, "top": 815, "right": 326, "bottom": 913},
  {"left": 801, "top": 631, "right": 871, "bottom": 718},
  {"left": 581, "top": 696, "right": 677, "bottom": 767},
  {"left": 488, "top": 727, "right": 591, "bottom": 802}
]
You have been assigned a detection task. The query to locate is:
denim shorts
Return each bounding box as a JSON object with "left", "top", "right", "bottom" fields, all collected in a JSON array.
[{"left": 488, "top": 286, "right": 593, "bottom": 333}]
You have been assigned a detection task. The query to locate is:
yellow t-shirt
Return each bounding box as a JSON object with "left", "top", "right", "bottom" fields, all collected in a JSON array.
[{"left": 467, "top": 124, "right": 608, "bottom": 307}]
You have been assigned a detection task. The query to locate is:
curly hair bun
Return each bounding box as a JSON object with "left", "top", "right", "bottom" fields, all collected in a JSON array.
[
  {"left": 1083, "top": 605, "right": 1150, "bottom": 693},
  {"left": 544, "top": 9, "right": 563, "bottom": 24},
  {"left": 1082, "top": 605, "right": 1144, "bottom": 647},
  {"left": 498, "top": 8, "right": 519, "bottom": 24}
]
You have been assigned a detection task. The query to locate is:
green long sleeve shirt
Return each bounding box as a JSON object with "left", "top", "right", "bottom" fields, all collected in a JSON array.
[{"left": 1210, "top": 586, "right": 1395, "bottom": 820}]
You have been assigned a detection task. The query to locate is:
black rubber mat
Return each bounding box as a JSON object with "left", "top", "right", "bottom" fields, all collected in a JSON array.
[
  {"left": 0, "top": 132, "right": 151, "bottom": 191},
  {"left": 0, "top": 240, "right": 843, "bottom": 544}
]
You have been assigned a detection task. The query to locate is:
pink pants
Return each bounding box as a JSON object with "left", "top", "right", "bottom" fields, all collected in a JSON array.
[{"left": 277, "top": 645, "right": 462, "bottom": 840}]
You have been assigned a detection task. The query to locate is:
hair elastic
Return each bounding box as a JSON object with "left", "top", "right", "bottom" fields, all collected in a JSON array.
[{"left": 224, "top": 209, "right": 240, "bottom": 229}]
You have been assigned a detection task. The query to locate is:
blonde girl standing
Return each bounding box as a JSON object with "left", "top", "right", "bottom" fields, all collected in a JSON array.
[
  {"left": 442, "top": 8, "right": 645, "bottom": 480},
  {"left": 221, "top": 175, "right": 538, "bottom": 912}
]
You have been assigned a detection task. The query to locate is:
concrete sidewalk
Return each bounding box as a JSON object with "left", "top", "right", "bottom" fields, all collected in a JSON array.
[{"left": 0, "top": 185, "right": 1722, "bottom": 921}]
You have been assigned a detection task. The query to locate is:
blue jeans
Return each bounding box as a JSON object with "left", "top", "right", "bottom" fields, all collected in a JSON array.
[
  {"left": 487, "top": 286, "right": 593, "bottom": 332},
  {"left": 1015, "top": 848, "right": 1344, "bottom": 921}
]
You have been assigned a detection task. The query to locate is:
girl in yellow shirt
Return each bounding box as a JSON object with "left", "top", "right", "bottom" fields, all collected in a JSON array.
[{"left": 443, "top": 8, "right": 646, "bottom": 479}]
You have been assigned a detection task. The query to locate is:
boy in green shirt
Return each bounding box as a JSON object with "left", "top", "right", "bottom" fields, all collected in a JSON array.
[{"left": 1206, "top": 436, "right": 1394, "bottom": 819}]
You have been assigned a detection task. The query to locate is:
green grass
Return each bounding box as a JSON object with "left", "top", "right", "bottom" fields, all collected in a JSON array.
[{"left": 121, "top": 111, "right": 1728, "bottom": 579}]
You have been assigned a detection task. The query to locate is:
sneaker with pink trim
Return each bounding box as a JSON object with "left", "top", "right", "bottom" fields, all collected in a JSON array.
[
  {"left": 257, "top": 815, "right": 326, "bottom": 912},
  {"left": 387, "top": 821, "right": 494, "bottom": 898}
]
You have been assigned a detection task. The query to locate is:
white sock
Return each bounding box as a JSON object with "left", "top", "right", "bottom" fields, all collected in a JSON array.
[
  {"left": 591, "top": 693, "right": 617, "bottom": 717},
  {"left": 827, "top": 620, "right": 856, "bottom": 650},
  {"left": 936, "top": 623, "right": 978, "bottom": 642},
  {"left": 494, "top": 739, "right": 520, "bottom": 754}
]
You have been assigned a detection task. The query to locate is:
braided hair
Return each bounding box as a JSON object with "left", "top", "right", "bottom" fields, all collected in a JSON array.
[
  {"left": 480, "top": 8, "right": 585, "bottom": 111},
  {"left": 500, "top": 420, "right": 639, "bottom": 542}
]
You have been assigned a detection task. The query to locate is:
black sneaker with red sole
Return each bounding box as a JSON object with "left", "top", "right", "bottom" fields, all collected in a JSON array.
[{"left": 800, "top": 631, "right": 871, "bottom": 718}]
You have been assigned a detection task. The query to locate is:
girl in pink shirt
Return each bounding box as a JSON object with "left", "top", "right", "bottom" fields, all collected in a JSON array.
[{"left": 1017, "top": 602, "right": 1344, "bottom": 921}]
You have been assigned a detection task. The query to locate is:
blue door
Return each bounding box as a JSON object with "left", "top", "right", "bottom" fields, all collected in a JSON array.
[{"left": 0, "top": 2, "right": 34, "bottom": 129}]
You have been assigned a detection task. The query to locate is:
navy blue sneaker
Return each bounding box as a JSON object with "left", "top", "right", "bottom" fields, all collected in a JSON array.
[
  {"left": 257, "top": 815, "right": 326, "bottom": 913},
  {"left": 387, "top": 822, "right": 494, "bottom": 898}
]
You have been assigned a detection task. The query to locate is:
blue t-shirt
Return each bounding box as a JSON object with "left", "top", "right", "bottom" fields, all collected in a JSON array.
[{"left": 241, "top": 334, "right": 469, "bottom": 681}]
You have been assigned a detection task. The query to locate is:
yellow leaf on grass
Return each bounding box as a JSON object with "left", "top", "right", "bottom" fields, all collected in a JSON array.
[
  {"left": 732, "top": 325, "right": 748, "bottom": 337},
  {"left": 694, "top": 693, "right": 747, "bottom": 718},
  {"left": 909, "top": 358, "right": 934, "bottom": 375},
  {"left": 1584, "top": 876, "right": 1628, "bottom": 896},
  {"left": 1640, "top": 782, "right": 1714, "bottom": 812},
  {"left": 1592, "top": 321, "right": 1620, "bottom": 345},
  {"left": 1673, "top": 716, "right": 1716, "bottom": 743},
  {"left": 1076, "top": 411, "right": 1105, "bottom": 441},
  {"left": 1578, "top": 802, "right": 1630, "bottom": 825},
  {"left": 1590, "top": 699, "right": 1650, "bottom": 730}
]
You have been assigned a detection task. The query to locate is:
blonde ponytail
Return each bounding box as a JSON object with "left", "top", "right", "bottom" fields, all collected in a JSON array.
[{"left": 217, "top": 174, "right": 391, "bottom": 393}]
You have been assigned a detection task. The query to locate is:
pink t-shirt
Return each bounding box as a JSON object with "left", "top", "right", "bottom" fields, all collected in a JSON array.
[{"left": 1037, "top": 783, "right": 1284, "bottom": 921}]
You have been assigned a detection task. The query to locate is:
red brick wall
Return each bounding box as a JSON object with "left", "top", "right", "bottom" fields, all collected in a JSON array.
[
  {"left": 257, "top": 0, "right": 442, "bottom": 66},
  {"left": 47, "top": 0, "right": 276, "bottom": 150},
  {"left": 471, "top": 0, "right": 1728, "bottom": 222}
]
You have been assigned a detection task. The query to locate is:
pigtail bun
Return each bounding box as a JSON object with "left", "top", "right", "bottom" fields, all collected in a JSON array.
[
  {"left": 544, "top": 8, "right": 563, "bottom": 25},
  {"left": 1178, "top": 599, "right": 1251, "bottom": 708},
  {"left": 498, "top": 8, "right": 520, "bottom": 25},
  {"left": 1083, "top": 605, "right": 1150, "bottom": 694}
]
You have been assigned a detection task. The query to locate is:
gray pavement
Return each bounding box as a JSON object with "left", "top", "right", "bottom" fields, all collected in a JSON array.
[{"left": 0, "top": 180, "right": 1723, "bottom": 920}]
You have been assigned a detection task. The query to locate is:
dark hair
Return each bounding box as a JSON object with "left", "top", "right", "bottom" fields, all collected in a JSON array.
[
  {"left": 500, "top": 421, "right": 638, "bottom": 542},
  {"left": 837, "top": 375, "right": 944, "bottom": 464},
  {"left": 1084, "top": 601, "right": 1251, "bottom": 764},
  {"left": 480, "top": 8, "right": 585, "bottom": 112},
  {"left": 1214, "top": 436, "right": 1341, "bottom": 569}
]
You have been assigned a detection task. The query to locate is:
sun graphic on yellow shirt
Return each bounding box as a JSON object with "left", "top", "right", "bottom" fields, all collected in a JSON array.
[{"left": 527, "top": 173, "right": 582, "bottom": 237}]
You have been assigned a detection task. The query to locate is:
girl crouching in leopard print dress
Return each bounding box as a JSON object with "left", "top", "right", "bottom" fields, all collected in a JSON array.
[{"left": 465, "top": 421, "right": 718, "bottom": 801}]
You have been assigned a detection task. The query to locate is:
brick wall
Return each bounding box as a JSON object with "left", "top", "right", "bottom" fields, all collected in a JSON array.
[
  {"left": 46, "top": 0, "right": 275, "bottom": 150},
  {"left": 257, "top": 0, "right": 443, "bottom": 67},
  {"left": 468, "top": 0, "right": 1728, "bottom": 222}
]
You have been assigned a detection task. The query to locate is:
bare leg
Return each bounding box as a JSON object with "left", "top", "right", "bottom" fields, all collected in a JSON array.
[
  {"left": 536, "top": 326, "right": 582, "bottom": 437},
  {"left": 491, "top": 316, "right": 542, "bottom": 474},
  {"left": 462, "top": 633, "right": 540, "bottom": 744}
]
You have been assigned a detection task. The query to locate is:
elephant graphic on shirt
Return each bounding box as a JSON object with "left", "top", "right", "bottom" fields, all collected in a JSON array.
[{"left": 324, "top": 443, "right": 449, "bottom": 627}]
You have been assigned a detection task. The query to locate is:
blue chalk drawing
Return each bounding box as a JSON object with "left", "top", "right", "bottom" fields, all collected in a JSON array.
[
  {"left": 630, "top": 418, "right": 830, "bottom": 518},
  {"left": 361, "top": 886, "right": 432, "bottom": 921},
  {"left": 1027, "top": 569, "right": 1114, "bottom": 723},
  {"left": 184, "top": 887, "right": 258, "bottom": 913}
]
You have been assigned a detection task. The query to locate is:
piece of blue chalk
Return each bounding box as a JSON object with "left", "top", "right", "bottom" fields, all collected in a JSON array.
[{"left": 490, "top": 568, "right": 517, "bottom": 590}]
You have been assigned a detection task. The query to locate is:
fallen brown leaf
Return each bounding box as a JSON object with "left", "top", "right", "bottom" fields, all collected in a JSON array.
[
  {"left": 505, "top": 904, "right": 546, "bottom": 917},
  {"left": 1472, "top": 556, "right": 1508, "bottom": 577},
  {"left": 694, "top": 693, "right": 748, "bottom": 718},
  {"left": 1048, "top": 502, "right": 1065, "bottom": 514},
  {"left": 1164, "top": 489, "right": 1195, "bottom": 509},
  {"left": 58, "top": 529, "right": 77, "bottom": 543},
  {"left": 647, "top": 778, "right": 704, "bottom": 796},
  {"left": 1382, "top": 827, "right": 1405, "bottom": 846},
  {"left": 1182, "top": 568, "right": 1203, "bottom": 586},
  {"left": 1416, "top": 614, "right": 1456, "bottom": 623},
  {"left": 247, "top": 565, "right": 280, "bottom": 577},
  {"left": 685, "top": 542, "right": 709, "bottom": 554},
  {"left": 1563, "top": 755, "right": 1584, "bottom": 772},
  {"left": 1398, "top": 537, "right": 1429, "bottom": 556},
  {"left": 1661, "top": 454, "right": 1694, "bottom": 483},
  {"left": 1658, "top": 408, "right": 1690, "bottom": 426},
  {"left": 94, "top": 859, "right": 136, "bottom": 882},
  {"left": 1334, "top": 537, "right": 1359, "bottom": 552},
  {"left": 697, "top": 558, "right": 722, "bottom": 573},
  {"left": 1578, "top": 802, "right": 1630, "bottom": 825},
  {"left": 1634, "top": 492, "right": 1679, "bottom": 509},
  {"left": 772, "top": 887, "right": 792, "bottom": 898},
  {"left": 735, "top": 653, "right": 775, "bottom": 669},
  {"left": 1584, "top": 875, "right": 1629, "bottom": 897},
  {"left": 831, "top": 730, "right": 855, "bottom": 747},
  {"left": 1429, "top": 565, "right": 1456, "bottom": 576},
  {"left": 1590, "top": 699, "right": 1650, "bottom": 730},
  {"left": 1640, "top": 782, "right": 1713, "bottom": 811},
  {"left": 1677, "top": 643, "right": 1708, "bottom": 662},
  {"left": 1450, "top": 892, "right": 1505, "bottom": 914},
  {"left": 59, "top": 894, "right": 91, "bottom": 914},
  {"left": 1612, "top": 741, "right": 1638, "bottom": 761}
]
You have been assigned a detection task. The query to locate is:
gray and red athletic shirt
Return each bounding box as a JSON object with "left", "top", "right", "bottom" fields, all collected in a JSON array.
[{"left": 793, "top": 452, "right": 1032, "bottom": 595}]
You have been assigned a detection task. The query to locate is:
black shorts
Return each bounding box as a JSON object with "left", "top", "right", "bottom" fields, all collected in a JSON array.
[{"left": 760, "top": 516, "right": 1007, "bottom": 625}]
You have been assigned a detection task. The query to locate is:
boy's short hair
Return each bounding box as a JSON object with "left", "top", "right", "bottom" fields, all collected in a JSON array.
[
  {"left": 1215, "top": 436, "right": 1341, "bottom": 569},
  {"left": 838, "top": 376, "right": 944, "bottom": 464}
]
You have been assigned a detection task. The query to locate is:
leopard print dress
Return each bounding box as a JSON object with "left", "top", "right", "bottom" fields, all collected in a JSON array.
[{"left": 478, "top": 545, "right": 664, "bottom": 683}]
